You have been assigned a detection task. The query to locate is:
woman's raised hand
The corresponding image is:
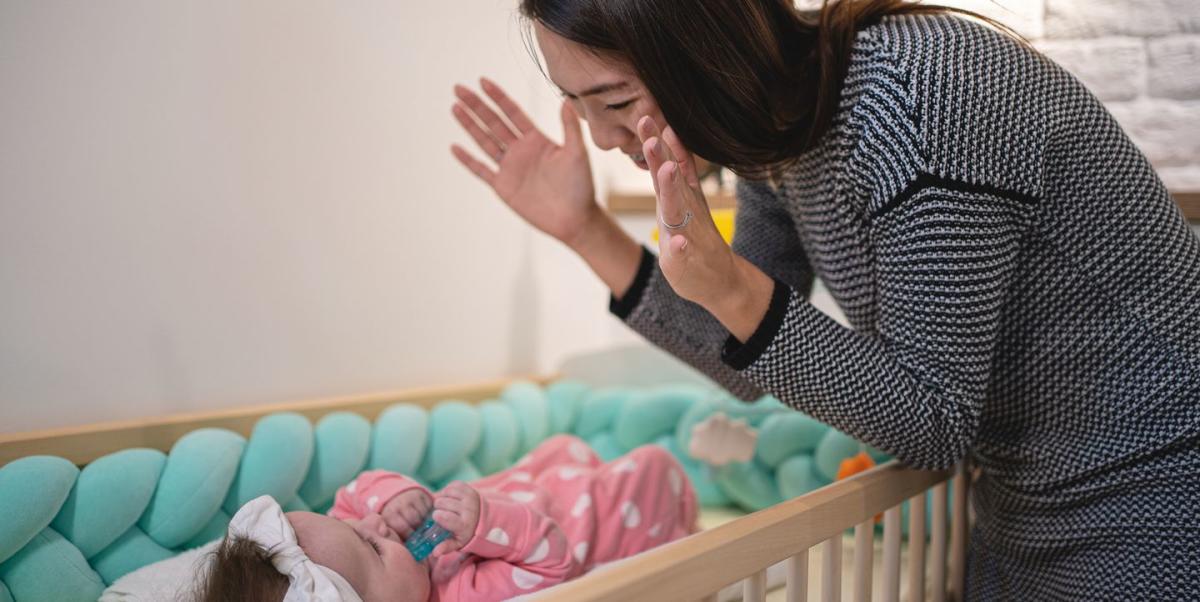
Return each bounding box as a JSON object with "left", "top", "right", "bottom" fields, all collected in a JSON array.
[
  {"left": 451, "top": 78, "right": 600, "bottom": 247},
  {"left": 636, "top": 116, "right": 740, "bottom": 310}
]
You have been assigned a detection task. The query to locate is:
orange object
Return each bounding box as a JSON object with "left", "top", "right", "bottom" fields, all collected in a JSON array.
[
  {"left": 836, "top": 452, "right": 881, "bottom": 522},
  {"left": 835, "top": 451, "right": 876, "bottom": 481}
]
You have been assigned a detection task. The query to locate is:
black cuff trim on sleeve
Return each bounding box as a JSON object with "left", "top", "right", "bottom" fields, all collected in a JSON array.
[
  {"left": 609, "top": 246, "right": 655, "bottom": 320},
  {"left": 722, "top": 277, "right": 792, "bottom": 371}
]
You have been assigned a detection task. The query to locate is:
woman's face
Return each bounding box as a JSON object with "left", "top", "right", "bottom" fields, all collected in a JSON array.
[
  {"left": 286, "top": 511, "right": 430, "bottom": 602},
  {"left": 534, "top": 23, "right": 665, "bottom": 171}
]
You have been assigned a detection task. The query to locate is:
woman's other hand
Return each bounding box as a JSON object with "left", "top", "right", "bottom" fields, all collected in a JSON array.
[
  {"left": 451, "top": 78, "right": 602, "bottom": 249},
  {"left": 636, "top": 115, "right": 731, "bottom": 307},
  {"left": 637, "top": 116, "right": 775, "bottom": 342}
]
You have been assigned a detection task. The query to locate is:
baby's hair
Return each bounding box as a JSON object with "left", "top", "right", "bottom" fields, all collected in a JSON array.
[{"left": 193, "top": 535, "right": 289, "bottom": 602}]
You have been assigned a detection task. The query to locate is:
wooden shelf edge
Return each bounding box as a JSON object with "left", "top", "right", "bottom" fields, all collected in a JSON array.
[
  {"left": 608, "top": 191, "right": 737, "bottom": 213},
  {"left": 609, "top": 190, "right": 1199, "bottom": 221},
  {"left": 1174, "top": 191, "right": 1199, "bottom": 221}
]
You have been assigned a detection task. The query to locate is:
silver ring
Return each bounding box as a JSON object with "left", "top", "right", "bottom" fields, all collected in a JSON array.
[{"left": 661, "top": 211, "right": 692, "bottom": 230}]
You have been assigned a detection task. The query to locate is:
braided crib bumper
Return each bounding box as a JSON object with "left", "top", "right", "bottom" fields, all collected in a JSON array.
[{"left": 0, "top": 380, "right": 894, "bottom": 602}]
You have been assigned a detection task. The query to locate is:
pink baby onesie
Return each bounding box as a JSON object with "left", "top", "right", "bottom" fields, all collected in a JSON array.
[{"left": 329, "top": 434, "right": 699, "bottom": 601}]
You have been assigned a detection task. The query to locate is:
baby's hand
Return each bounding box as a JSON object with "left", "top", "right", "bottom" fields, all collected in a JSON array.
[
  {"left": 431, "top": 481, "right": 481, "bottom": 556},
  {"left": 380, "top": 489, "right": 433, "bottom": 539}
]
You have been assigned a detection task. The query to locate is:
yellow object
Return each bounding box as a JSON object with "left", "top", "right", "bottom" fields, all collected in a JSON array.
[{"left": 651, "top": 208, "right": 736, "bottom": 244}]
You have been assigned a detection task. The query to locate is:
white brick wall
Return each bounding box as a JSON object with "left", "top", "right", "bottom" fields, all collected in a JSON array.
[
  {"left": 918, "top": 1, "right": 1200, "bottom": 194},
  {"left": 1036, "top": 0, "right": 1200, "bottom": 192}
]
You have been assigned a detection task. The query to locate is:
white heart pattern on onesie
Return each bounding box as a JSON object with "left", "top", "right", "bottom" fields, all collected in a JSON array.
[
  {"left": 509, "top": 490, "right": 537, "bottom": 503},
  {"left": 574, "top": 541, "right": 589, "bottom": 563},
  {"left": 571, "top": 493, "right": 592, "bottom": 518},
  {"left": 568, "top": 441, "right": 590, "bottom": 463},
  {"left": 614, "top": 459, "right": 637, "bottom": 473},
  {"left": 487, "top": 528, "right": 511, "bottom": 546},
  {"left": 524, "top": 538, "right": 550, "bottom": 563},
  {"left": 512, "top": 567, "right": 543, "bottom": 590},
  {"left": 509, "top": 471, "right": 532, "bottom": 482},
  {"left": 621, "top": 501, "right": 641, "bottom": 528},
  {"left": 668, "top": 469, "right": 683, "bottom": 496},
  {"left": 558, "top": 467, "right": 582, "bottom": 480}
]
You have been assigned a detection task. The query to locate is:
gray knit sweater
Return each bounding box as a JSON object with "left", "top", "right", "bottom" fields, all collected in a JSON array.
[{"left": 610, "top": 14, "right": 1200, "bottom": 600}]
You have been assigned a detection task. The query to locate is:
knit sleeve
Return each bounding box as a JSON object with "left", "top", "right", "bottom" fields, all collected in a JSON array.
[
  {"left": 723, "top": 181, "right": 1035, "bottom": 469},
  {"left": 609, "top": 178, "right": 815, "bottom": 401}
]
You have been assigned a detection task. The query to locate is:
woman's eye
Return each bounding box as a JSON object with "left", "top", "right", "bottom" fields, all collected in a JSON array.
[{"left": 605, "top": 100, "right": 634, "bottom": 111}]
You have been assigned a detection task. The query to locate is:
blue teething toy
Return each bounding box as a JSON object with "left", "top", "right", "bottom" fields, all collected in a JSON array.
[{"left": 404, "top": 516, "right": 453, "bottom": 562}]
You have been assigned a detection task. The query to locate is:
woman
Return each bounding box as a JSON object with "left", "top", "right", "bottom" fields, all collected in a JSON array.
[{"left": 449, "top": 0, "right": 1200, "bottom": 598}]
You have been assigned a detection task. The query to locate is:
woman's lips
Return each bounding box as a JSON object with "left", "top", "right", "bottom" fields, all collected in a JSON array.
[{"left": 629, "top": 152, "right": 648, "bottom": 170}]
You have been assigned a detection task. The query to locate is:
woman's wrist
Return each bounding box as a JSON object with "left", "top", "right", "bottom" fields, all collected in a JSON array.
[
  {"left": 706, "top": 256, "right": 775, "bottom": 343},
  {"left": 566, "top": 206, "right": 644, "bottom": 299}
]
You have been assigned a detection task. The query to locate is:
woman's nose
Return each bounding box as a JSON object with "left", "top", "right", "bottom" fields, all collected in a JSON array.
[{"left": 587, "top": 119, "right": 633, "bottom": 152}]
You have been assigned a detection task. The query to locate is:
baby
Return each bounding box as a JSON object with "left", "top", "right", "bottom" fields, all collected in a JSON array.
[{"left": 196, "top": 434, "right": 698, "bottom": 601}]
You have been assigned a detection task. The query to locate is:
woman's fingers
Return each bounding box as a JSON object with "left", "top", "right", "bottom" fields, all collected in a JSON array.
[
  {"left": 560, "top": 100, "right": 584, "bottom": 152},
  {"left": 638, "top": 114, "right": 695, "bottom": 254},
  {"left": 657, "top": 161, "right": 692, "bottom": 244},
  {"left": 453, "top": 84, "right": 518, "bottom": 146},
  {"left": 481, "top": 78, "right": 537, "bottom": 135},
  {"left": 662, "top": 126, "right": 700, "bottom": 188},
  {"left": 641, "top": 137, "right": 661, "bottom": 196},
  {"left": 450, "top": 144, "right": 497, "bottom": 186},
  {"left": 452, "top": 102, "right": 505, "bottom": 163}
]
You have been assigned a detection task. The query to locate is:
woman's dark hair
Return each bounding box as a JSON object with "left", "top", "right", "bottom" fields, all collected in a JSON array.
[
  {"left": 519, "top": 0, "right": 1018, "bottom": 179},
  {"left": 193, "top": 536, "right": 289, "bottom": 602}
]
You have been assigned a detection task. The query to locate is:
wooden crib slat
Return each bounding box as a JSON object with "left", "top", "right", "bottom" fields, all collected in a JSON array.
[
  {"left": 787, "top": 549, "right": 809, "bottom": 602},
  {"left": 930, "top": 481, "right": 948, "bottom": 602},
  {"left": 853, "top": 522, "right": 873, "bottom": 602},
  {"left": 908, "top": 491, "right": 927, "bottom": 602},
  {"left": 883, "top": 506, "right": 902, "bottom": 602},
  {"left": 949, "top": 462, "right": 970, "bottom": 600},
  {"left": 744, "top": 569, "right": 768, "bottom": 602},
  {"left": 822, "top": 536, "right": 842, "bottom": 602},
  {"left": 528, "top": 463, "right": 950, "bottom": 602}
]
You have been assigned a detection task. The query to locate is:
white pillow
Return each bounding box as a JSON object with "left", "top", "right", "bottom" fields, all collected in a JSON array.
[{"left": 99, "top": 540, "right": 220, "bottom": 602}]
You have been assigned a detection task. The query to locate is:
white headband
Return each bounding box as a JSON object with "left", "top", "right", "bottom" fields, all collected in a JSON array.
[{"left": 227, "top": 495, "right": 364, "bottom": 602}]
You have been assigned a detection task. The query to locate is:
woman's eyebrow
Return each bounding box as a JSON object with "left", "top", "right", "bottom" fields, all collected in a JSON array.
[{"left": 559, "top": 81, "right": 630, "bottom": 99}]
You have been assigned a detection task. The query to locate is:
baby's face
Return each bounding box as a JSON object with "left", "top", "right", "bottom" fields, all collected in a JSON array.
[{"left": 286, "top": 511, "right": 430, "bottom": 602}]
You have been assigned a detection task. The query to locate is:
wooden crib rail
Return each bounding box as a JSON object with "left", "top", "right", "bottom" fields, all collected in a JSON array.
[
  {"left": 532, "top": 461, "right": 954, "bottom": 602},
  {"left": 0, "top": 377, "right": 539, "bottom": 467}
]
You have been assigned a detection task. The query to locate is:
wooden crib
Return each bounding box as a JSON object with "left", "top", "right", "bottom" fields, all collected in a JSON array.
[{"left": 0, "top": 377, "right": 970, "bottom": 602}]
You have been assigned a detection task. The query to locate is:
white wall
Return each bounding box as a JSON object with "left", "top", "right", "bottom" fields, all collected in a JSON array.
[
  {"left": 0, "top": 0, "right": 647, "bottom": 432},
  {"left": 3, "top": 1, "right": 1194, "bottom": 433}
]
